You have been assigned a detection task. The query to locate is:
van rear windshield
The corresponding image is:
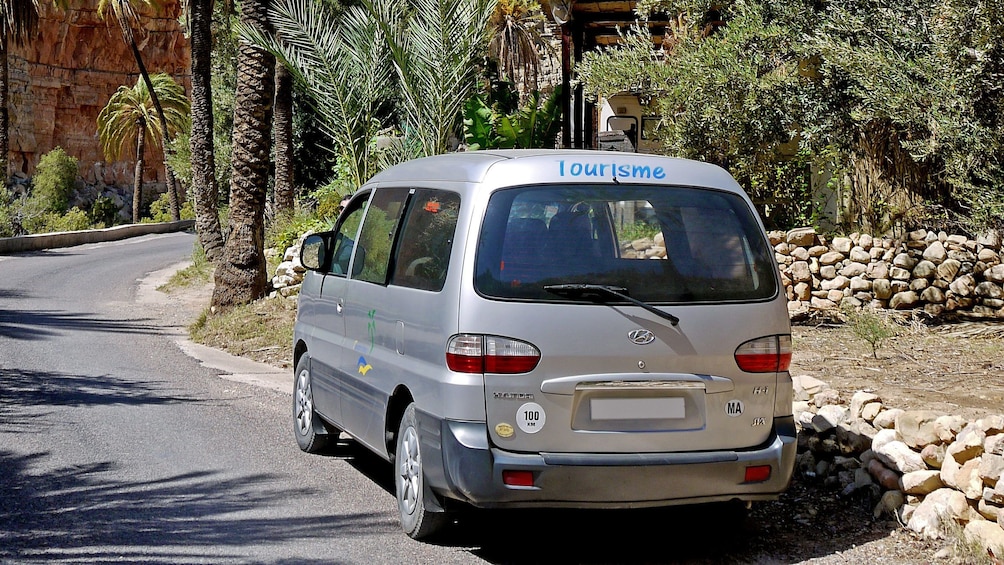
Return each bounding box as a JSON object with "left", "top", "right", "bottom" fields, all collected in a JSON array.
[{"left": 474, "top": 184, "right": 777, "bottom": 303}]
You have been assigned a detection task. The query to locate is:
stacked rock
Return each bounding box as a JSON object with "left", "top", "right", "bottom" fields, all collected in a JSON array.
[
  {"left": 793, "top": 375, "right": 1004, "bottom": 554},
  {"left": 772, "top": 228, "right": 1004, "bottom": 320}
]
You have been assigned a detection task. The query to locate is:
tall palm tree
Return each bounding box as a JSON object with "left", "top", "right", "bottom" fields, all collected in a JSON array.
[
  {"left": 486, "top": 0, "right": 551, "bottom": 96},
  {"left": 366, "top": 0, "right": 495, "bottom": 156},
  {"left": 273, "top": 61, "right": 293, "bottom": 212},
  {"left": 186, "top": 0, "right": 225, "bottom": 262},
  {"left": 97, "top": 73, "right": 191, "bottom": 223},
  {"left": 97, "top": 0, "right": 184, "bottom": 221},
  {"left": 210, "top": 0, "right": 274, "bottom": 310},
  {"left": 1, "top": 0, "right": 40, "bottom": 187},
  {"left": 242, "top": 0, "right": 393, "bottom": 188}
]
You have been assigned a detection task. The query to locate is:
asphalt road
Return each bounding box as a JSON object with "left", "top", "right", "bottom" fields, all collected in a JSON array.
[{"left": 0, "top": 233, "right": 484, "bottom": 564}]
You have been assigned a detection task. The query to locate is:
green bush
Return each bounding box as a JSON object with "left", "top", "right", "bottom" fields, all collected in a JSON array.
[
  {"left": 146, "top": 192, "right": 195, "bottom": 223},
  {"left": 31, "top": 147, "right": 79, "bottom": 214},
  {"left": 267, "top": 209, "right": 330, "bottom": 253},
  {"left": 23, "top": 207, "right": 90, "bottom": 234},
  {"left": 0, "top": 185, "right": 15, "bottom": 237},
  {"left": 89, "top": 196, "right": 121, "bottom": 228}
]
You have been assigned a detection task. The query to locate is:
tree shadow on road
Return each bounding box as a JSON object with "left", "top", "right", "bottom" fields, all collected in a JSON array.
[
  {"left": 0, "top": 306, "right": 165, "bottom": 341},
  {"left": 0, "top": 449, "right": 389, "bottom": 564}
]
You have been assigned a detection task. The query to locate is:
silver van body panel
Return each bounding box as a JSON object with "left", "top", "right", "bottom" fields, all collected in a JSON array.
[{"left": 294, "top": 150, "right": 795, "bottom": 509}]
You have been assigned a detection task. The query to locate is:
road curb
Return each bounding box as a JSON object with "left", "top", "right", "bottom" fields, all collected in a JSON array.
[
  {"left": 0, "top": 220, "right": 195, "bottom": 254},
  {"left": 176, "top": 339, "right": 291, "bottom": 394}
]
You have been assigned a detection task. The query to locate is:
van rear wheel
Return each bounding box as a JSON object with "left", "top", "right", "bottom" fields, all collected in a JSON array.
[
  {"left": 293, "top": 355, "right": 337, "bottom": 453},
  {"left": 395, "top": 403, "right": 448, "bottom": 539}
]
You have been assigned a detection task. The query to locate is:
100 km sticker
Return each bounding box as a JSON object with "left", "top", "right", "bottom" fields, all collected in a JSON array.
[{"left": 516, "top": 402, "right": 546, "bottom": 434}]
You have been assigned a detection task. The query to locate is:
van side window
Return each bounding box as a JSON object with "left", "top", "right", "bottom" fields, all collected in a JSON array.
[
  {"left": 329, "top": 204, "right": 366, "bottom": 277},
  {"left": 353, "top": 188, "right": 409, "bottom": 284},
  {"left": 390, "top": 190, "right": 461, "bottom": 292}
]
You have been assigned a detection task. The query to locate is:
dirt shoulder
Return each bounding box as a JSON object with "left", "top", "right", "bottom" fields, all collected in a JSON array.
[{"left": 791, "top": 319, "right": 1004, "bottom": 421}]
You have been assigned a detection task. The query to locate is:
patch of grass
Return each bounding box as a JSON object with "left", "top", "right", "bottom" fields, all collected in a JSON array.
[
  {"left": 158, "top": 244, "right": 214, "bottom": 293},
  {"left": 189, "top": 296, "right": 296, "bottom": 368}
]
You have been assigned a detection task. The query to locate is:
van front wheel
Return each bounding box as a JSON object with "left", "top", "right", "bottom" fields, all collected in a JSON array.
[
  {"left": 395, "top": 403, "right": 448, "bottom": 539},
  {"left": 293, "top": 355, "right": 336, "bottom": 453}
]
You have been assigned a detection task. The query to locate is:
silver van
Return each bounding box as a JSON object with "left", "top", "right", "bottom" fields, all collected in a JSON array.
[{"left": 293, "top": 149, "right": 796, "bottom": 539}]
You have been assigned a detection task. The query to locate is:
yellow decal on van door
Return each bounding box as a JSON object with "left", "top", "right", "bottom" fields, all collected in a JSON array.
[{"left": 357, "top": 356, "right": 373, "bottom": 375}]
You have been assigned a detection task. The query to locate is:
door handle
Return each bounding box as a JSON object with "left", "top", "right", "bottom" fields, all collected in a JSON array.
[{"left": 336, "top": 298, "right": 344, "bottom": 315}]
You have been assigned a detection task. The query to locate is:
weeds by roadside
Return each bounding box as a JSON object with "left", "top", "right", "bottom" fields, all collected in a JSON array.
[
  {"left": 157, "top": 243, "right": 213, "bottom": 292},
  {"left": 189, "top": 297, "right": 296, "bottom": 368}
]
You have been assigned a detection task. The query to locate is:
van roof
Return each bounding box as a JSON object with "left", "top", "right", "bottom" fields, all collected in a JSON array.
[{"left": 364, "top": 150, "right": 743, "bottom": 194}]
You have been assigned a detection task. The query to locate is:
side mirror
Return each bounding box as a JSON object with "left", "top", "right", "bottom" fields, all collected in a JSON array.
[{"left": 300, "top": 234, "right": 328, "bottom": 272}]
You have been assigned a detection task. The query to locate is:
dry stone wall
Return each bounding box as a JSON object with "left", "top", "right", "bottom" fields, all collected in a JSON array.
[
  {"left": 795, "top": 375, "right": 1004, "bottom": 555},
  {"left": 773, "top": 228, "right": 1004, "bottom": 321}
]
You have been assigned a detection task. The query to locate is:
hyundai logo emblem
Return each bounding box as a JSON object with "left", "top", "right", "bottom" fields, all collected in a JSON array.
[{"left": 627, "top": 329, "right": 656, "bottom": 345}]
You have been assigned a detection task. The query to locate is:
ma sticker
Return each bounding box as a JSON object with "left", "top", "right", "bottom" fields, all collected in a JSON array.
[
  {"left": 725, "top": 399, "right": 745, "bottom": 417},
  {"left": 516, "top": 402, "right": 545, "bottom": 434},
  {"left": 495, "top": 423, "right": 514, "bottom": 438}
]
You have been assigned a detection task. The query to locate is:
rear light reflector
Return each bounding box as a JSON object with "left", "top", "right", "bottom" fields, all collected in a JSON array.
[
  {"left": 502, "top": 470, "right": 535, "bottom": 487},
  {"left": 744, "top": 465, "right": 772, "bottom": 483},
  {"left": 735, "top": 335, "right": 792, "bottom": 373},
  {"left": 446, "top": 334, "right": 541, "bottom": 374}
]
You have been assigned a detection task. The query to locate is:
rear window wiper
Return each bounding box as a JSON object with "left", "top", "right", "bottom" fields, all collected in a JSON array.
[{"left": 542, "top": 284, "right": 680, "bottom": 326}]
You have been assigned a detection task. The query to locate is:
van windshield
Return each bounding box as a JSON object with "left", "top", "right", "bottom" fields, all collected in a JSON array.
[{"left": 474, "top": 184, "right": 777, "bottom": 303}]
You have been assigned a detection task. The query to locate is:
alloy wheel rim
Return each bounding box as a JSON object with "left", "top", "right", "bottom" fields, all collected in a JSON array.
[
  {"left": 398, "top": 426, "right": 421, "bottom": 515},
  {"left": 296, "top": 370, "right": 312, "bottom": 435}
]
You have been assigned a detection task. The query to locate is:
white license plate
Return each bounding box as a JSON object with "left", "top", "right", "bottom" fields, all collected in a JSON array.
[{"left": 590, "top": 397, "right": 686, "bottom": 420}]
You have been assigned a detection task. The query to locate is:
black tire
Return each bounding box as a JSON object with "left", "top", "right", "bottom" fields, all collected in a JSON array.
[
  {"left": 395, "top": 403, "right": 448, "bottom": 539},
  {"left": 292, "top": 355, "right": 336, "bottom": 453}
]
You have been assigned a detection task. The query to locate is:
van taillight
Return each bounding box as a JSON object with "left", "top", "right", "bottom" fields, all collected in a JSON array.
[
  {"left": 734, "top": 335, "right": 792, "bottom": 373},
  {"left": 446, "top": 334, "right": 541, "bottom": 374}
]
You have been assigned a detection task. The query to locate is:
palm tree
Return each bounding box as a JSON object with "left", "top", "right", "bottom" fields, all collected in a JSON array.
[
  {"left": 487, "top": 0, "right": 551, "bottom": 96},
  {"left": 186, "top": 0, "right": 225, "bottom": 262},
  {"left": 273, "top": 62, "right": 294, "bottom": 213},
  {"left": 97, "top": 0, "right": 184, "bottom": 221},
  {"left": 210, "top": 0, "right": 274, "bottom": 310},
  {"left": 242, "top": 0, "right": 393, "bottom": 188},
  {"left": 1, "top": 0, "right": 40, "bottom": 187},
  {"left": 366, "top": 0, "right": 495, "bottom": 156},
  {"left": 97, "top": 73, "right": 191, "bottom": 223}
]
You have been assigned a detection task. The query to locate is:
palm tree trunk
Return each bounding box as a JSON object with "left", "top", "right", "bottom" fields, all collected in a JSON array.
[
  {"left": 273, "top": 62, "right": 294, "bottom": 213},
  {"left": 1, "top": 38, "right": 10, "bottom": 188},
  {"left": 128, "top": 40, "right": 181, "bottom": 221},
  {"left": 211, "top": 0, "right": 275, "bottom": 310},
  {"left": 189, "top": 0, "right": 224, "bottom": 262},
  {"left": 132, "top": 120, "right": 146, "bottom": 223}
]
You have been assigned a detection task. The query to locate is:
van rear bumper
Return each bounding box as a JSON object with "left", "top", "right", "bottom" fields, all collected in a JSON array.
[{"left": 420, "top": 412, "right": 798, "bottom": 509}]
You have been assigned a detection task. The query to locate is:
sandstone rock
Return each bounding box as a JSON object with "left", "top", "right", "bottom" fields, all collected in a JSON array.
[
  {"left": 819, "top": 265, "right": 838, "bottom": 279},
  {"left": 807, "top": 245, "right": 828, "bottom": 257},
  {"left": 867, "top": 261, "right": 890, "bottom": 280},
  {"left": 874, "top": 408, "right": 904, "bottom": 430},
  {"left": 831, "top": 237, "right": 853, "bottom": 254},
  {"left": 942, "top": 452, "right": 962, "bottom": 488},
  {"left": 986, "top": 264, "right": 1004, "bottom": 284},
  {"left": 923, "top": 241, "right": 948, "bottom": 264},
  {"left": 981, "top": 454, "right": 1004, "bottom": 487},
  {"left": 850, "top": 276, "right": 872, "bottom": 292},
  {"left": 811, "top": 297, "right": 838, "bottom": 309},
  {"left": 821, "top": 276, "right": 849, "bottom": 291},
  {"left": 909, "top": 229, "right": 929, "bottom": 242},
  {"left": 977, "top": 499, "right": 1001, "bottom": 521},
  {"left": 897, "top": 410, "right": 944, "bottom": 449},
  {"left": 790, "top": 261, "right": 812, "bottom": 283},
  {"left": 794, "top": 282, "right": 811, "bottom": 301},
  {"left": 977, "top": 230, "right": 1002, "bottom": 250},
  {"left": 859, "top": 234, "right": 874, "bottom": 250},
  {"left": 890, "top": 266, "right": 912, "bottom": 280},
  {"left": 921, "top": 286, "right": 946, "bottom": 304},
  {"left": 861, "top": 402, "right": 883, "bottom": 422},
  {"left": 913, "top": 260, "right": 938, "bottom": 279},
  {"left": 787, "top": 227, "right": 817, "bottom": 247},
  {"left": 910, "top": 278, "right": 930, "bottom": 292},
  {"left": 819, "top": 251, "right": 844, "bottom": 266},
  {"left": 958, "top": 457, "right": 986, "bottom": 499},
  {"left": 950, "top": 274, "right": 977, "bottom": 297},
  {"left": 976, "top": 281, "right": 1004, "bottom": 299},
  {"left": 839, "top": 262, "right": 868, "bottom": 278},
  {"left": 963, "top": 520, "right": 1004, "bottom": 559},
  {"left": 988, "top": 482, "right": 1004, "bottom": 504},
  {"left": 977, "top": 415, "right": 1004, "bottom": 435},
  {"left": 792, "top": 375, "right": 830, "bottom": 401},
  {"left": 949, "top": 426, "right": 987, "bottom": 463},
  {"left": 979, "top": 248, "right": 1000, "bottom": 263},
  {"left": 873, "top": 428, "right": 901, "bottom": 452},
  {"left": 934, "top": 415, "right": 966, "bottom": 443},
  {"left": 907, "top": 488, "right": 979, "bottom": 539},
  {"left": 790, "top": 246, "right": 810, "bottom": 261},
  {"left": 875, "top": 439, "right": 928, "bottom": 474},
  {"left": 850, "top": 391, "right": 882, "bottom": 419},
  {"left": 850, "top": 247, "right": 871, "bottom": 263},
  {"left": 937, "top": 259, "right": 962, "bottom": 281},
  {"left": 901, "top": 470, "right": 944, "bottom": 495},
  {"left": 890, "top": 291, "right": 920, "bottom": 309},
  {"left": 988, "top": 435, "right": 1004, "bottom": 457},
  {"left": 894, "top": 253, "right": 919, "bottom": 270},
  {"left": 811, "top": 405, "right": 848, "bottom": 433},
  {"left": 872, "top": 279, "right": 893, "bottom": 300}
]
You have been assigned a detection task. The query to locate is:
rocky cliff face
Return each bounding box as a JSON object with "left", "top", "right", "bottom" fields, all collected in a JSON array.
[{"left": 7, "top": 0, "right": 190, "bottom": 187}]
